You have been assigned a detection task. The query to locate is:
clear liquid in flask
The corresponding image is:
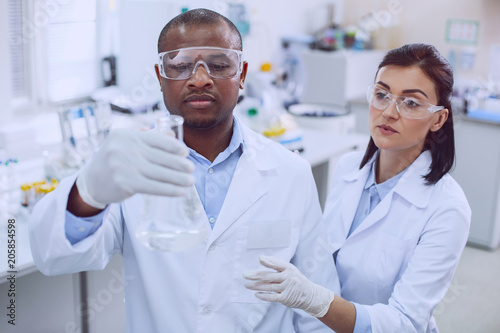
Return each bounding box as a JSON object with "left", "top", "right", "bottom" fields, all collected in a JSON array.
[{"left": 136, "top": 228, "right": 207, "bottom": 252}]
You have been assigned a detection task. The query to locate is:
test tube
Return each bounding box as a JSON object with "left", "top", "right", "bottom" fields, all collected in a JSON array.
[
  {"left": 20, "top": 184, "right": 32, "bottom": 207},
  {"left": 94, "top": 101, "right": 112, "bottom": 143}
]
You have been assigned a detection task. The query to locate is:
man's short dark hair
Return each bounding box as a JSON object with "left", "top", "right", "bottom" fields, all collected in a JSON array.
[{"left": 157, "top": 8, "right": 243, "bottom": 53}]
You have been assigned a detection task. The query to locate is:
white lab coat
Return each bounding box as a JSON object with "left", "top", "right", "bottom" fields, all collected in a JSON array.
[
  {"left": 30, "top": 123, "right": 340, "bottom": 333},
  {"left": 324, "top": 150, "right": 471, "bottom": 333}
]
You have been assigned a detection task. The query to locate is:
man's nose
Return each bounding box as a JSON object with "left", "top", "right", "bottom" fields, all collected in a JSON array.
[{"left": 187, "top": 61, "right": 213, "bottom": 87}]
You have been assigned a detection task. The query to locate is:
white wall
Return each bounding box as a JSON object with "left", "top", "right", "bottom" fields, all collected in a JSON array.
[
  {"left": 343, "top": 0, "right": 500, "bottom": 81},
  {"left": 116, "top": 0, "right": 175, "bottom": 105}
]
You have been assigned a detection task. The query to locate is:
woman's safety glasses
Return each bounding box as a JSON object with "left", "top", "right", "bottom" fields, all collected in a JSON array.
[
  {"left": 158, "top": 47, "right": 244, "bottom": 80},
  {"left": 366, "top": 84, "right": 444, "bottom": 119}
]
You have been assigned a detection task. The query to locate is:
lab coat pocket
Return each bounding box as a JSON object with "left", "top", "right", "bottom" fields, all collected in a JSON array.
[
  {"left": 231, "top": 220, "right": 296, "bottom": 303},
  {"left": 364, "top": 232, "right": 415, "bottom": 287}
]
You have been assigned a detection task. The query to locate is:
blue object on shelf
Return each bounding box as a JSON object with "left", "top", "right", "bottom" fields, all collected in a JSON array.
[{"left": 467, "top": 109, "right": 500, "bottom": 123}]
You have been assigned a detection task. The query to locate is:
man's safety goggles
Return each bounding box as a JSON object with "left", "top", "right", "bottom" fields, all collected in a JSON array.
[{"left": 157, "top": 47, "right": 244, "bottom": 80}]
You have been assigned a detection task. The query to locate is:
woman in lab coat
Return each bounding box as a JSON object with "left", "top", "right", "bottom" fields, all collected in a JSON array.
[{"left": 244, "top": 43, "right": 471, "bottom": 333}]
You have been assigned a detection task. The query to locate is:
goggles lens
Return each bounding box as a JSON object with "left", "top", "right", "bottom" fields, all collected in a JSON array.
[
  {"left": 366, "top": 85, "right": 444, "bottom": 119},
  {"left": 158, "top": 47, "right": 243, "bottom": 80}
]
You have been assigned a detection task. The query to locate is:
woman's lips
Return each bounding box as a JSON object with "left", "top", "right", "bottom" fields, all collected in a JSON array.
[{"left": 378, "top": 125, "right": 398, "bottom": 135}]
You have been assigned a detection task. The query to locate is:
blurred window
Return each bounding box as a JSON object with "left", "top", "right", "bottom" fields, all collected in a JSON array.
[
  {"left": 8, "top": 0, "right": 99, "bottom": 106},
  {"left": 8, "top": 0, "right": 31, "bottom": 104}
]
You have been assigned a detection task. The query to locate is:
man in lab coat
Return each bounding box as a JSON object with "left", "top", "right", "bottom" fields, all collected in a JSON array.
[{"left": 30, "top": 8, "right": 339, "bottom": 333}]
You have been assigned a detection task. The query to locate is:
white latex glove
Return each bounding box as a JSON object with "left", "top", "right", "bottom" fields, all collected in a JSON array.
[
  {"left": 76, "top": 129, "right": 195, "bottom": 209},
  {"left": 243, "top": 255, "right": 335, "bottom": 318}
]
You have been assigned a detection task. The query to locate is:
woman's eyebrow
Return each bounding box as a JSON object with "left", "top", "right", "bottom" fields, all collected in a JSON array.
[
  {"left": 402, "top": 89, "right": 428, "bottom": 99},
  {"left": 376, "top": 81, "right": 390, "bottom": 90},
  {"left": 376, "top": 81, "right": 429, "bottom": 99}
]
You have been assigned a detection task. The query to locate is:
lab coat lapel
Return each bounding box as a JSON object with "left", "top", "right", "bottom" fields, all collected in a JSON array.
[
  {"left": 393, "top": 151, "right": 432, "bottom": 208},
  {"left": 348, "top": 192, "right": 393, "bottom": 238},
  {"left": 346, "top": 153, "right": 393, "bottom": 239},
  {"left": 347, "top": 151, "right": 433, "bottom": 238},
  {"left": 339, "top": 160, "right": 373, "bottom": 239},
  {"left": 205, "top": 125, "right": 272, "bottom": 248}
]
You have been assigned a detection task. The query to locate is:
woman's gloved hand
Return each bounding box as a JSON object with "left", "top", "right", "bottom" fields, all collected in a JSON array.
[
  {"left": 76, "top": 129, "right": 195, "bottom": 209},
  {"left": 243, "top": 255, "right": 335, "bottom": 318}
]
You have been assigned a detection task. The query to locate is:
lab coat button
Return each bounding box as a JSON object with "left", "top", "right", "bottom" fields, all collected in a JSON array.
[
  {"left": 208, "top": 244, "right": 216, "bottom": 251},
  {"left": 202, "top": 306, "right": 213, "bottom": 316}
]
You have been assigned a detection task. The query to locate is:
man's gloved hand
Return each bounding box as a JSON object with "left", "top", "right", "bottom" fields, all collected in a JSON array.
[
  {"left": 243, "top": 255, "right": 335, "bottom": 318},
  {"left": 76, "top": 129, "right": 195, "bottom": 209}
]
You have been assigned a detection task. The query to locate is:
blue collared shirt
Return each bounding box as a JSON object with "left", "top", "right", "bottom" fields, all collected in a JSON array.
[
  {"left": 187, "top": 117, "right": 244, "bottom": 229},
  {"left": 348, "top": 159, "right": 407, "bottom": 237},
  {"left": 349, "top": 154, "right": 407, "bottom": 333},
  {"left": 65, "top": 117, "right": 244, "bottom": 243}
]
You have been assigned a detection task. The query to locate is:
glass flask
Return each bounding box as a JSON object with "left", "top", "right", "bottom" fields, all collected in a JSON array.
[{"left": 136, "top": 115, "right": 207, "bottom": 251}]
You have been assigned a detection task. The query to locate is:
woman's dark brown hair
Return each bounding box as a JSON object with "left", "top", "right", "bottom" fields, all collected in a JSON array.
[{"left": 360, "top": 43, "right": 455, "bottom": 185}]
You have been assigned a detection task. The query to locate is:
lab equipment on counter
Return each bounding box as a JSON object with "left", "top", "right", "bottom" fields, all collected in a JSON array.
[
  {"left": 225, "top": 2, "right": 250, "bottom": 38},
  {"left": 102, "top": 55, "right": 117, "bottom": 86},
  {"left": 288, "top": 103, "right": 356, "bottom": 134},
  {"left": 275, "top": 35, "right": 313, "bottom": 108},
  {"left": 455, "top": 78, "right": 500, "bottom": 123},
  {"left": 20, "top": 179, "right": 58, "bottom": 210},
  {"left": 466, "top": 107, "right": 500, "bottom": 123},
  {"left": 310, "top": 2, "right": 342, "bottom": 51},
  {"left": 236, "top": 94, "right": 305, "bottom": 152},
  {"left": 137, "top": 115, "right": 207, "bottom": 252},
  {"left": 309, "top": 3, "right": 370, "bottom": 52},
  {"left": 0, "top": 154, "right": 60, "bottom": 217},
  {"left": 0, "top": 159, "right": 20, "bottom": 218},
  {"left": 92, "top": 85, "right": 157, "bottom": 114},
  {"left": 57, "top": 101, "right": 112, "bottom": 169},
  {"left": 239, "top": 64, "right": 304, "bottom": 152}
]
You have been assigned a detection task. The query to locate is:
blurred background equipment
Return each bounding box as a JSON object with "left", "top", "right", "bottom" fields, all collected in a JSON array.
[{"left": 57, "top": 101, "right": 113, "bottom": 169}]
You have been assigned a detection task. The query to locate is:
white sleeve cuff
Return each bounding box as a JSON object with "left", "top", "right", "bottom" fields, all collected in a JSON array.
[{"left": 76, "top": 174, "right": 107, "bottom": 209}]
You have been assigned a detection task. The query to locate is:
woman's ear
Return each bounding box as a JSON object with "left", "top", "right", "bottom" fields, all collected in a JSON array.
[{"left": 430, "top": 109, "right": 449, "bottom": 132}]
